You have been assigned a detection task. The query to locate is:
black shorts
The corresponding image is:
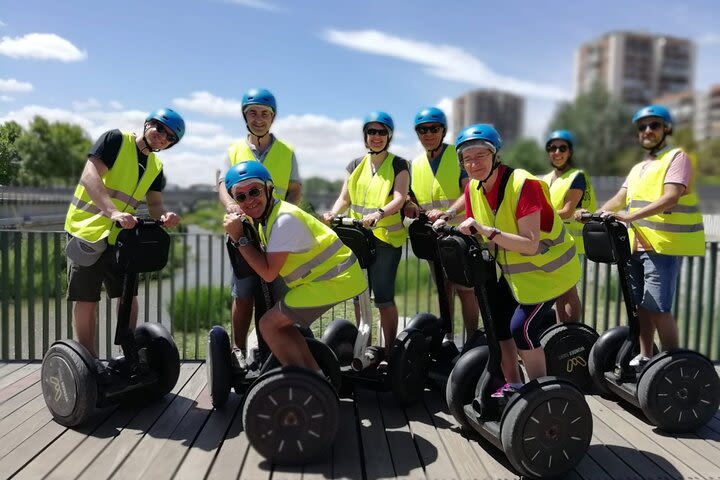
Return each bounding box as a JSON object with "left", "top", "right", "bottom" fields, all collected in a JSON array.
[{"left": 66, "top": 246, "right": 137, "bottom": 301}]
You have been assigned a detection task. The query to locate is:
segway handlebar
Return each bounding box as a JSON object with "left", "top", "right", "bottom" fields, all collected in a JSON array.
[
  {"left": 580, "top": 212, "right": 615, "bottom": 223},
  {"left": 434, "top": 224, "right": 492, "bottom": 261},
  {"left": 115, "top": 217, "right": 164, "bottom": 228}
]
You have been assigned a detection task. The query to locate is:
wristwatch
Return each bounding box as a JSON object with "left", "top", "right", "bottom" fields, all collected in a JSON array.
[
  {"left": 376, "top": 208, "right": 385, "bottom": 218},
  {"left": 231, "top": 236, "right": 250, "bottom": 248},
  {"left": 487, "top": 228, "right": 500, "bottom": 241}
]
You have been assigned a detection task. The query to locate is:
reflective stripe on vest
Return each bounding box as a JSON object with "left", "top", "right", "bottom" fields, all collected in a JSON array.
[
  {"left": 411, "top": 145, "right": 462, "bottom": 223},
  {"left": 64, "top": 131, "right": 162, "bottom": 245},
  {"left": 468, "top": 169, "right": 581, "bottom": 304},
  {"left": 227, "top": 137, "right": 293, "bottom": 200},
  {"left": 625, "top": 147, "right": 705, "bottom": 256},
  {"left": 347, "top": 153, "right": 407, "bottom": 247}
]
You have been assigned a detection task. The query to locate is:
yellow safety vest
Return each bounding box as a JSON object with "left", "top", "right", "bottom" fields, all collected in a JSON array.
[
  {"left": 65, "top": 131, "right": 162, "bottom": 245},
  {"left": 412, "top": 145, "right": 463, "bottom": 225},
  {"left": 542, "top": 168, "right": 597, "bottom": 254},
  {"left": 347, "top": 153, "right": 408, "bottom": 247},
  {"left": 625, "top": 147, "right": 705, "bottom": 256},
  {"left": 228, "top": 137, "right": 293, "bottom": 200},
  {"left": 468, "top": 169, "right": 581, "bottom": 304},
  {"left": 259, "top": 201, "right": 366, "bottom": 296}
]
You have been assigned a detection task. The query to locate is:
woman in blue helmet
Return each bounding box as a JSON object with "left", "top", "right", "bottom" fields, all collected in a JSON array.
[
  {"left": 541, "top": 130, "right": 596, "bottom": 323},
  {"left": 435, "top": 124, "right": 580, "bottom": 397},
  {"left": 64, "top": 108, "right": 186, "bottom": 361},
  {"left": 323, "top": 111, "right": 410, "bottom": 357}
]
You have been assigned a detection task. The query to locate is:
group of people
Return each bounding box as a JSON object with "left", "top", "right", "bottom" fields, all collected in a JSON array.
[{"left": 64, "top": 87, "right": 705, "bottom": 395}]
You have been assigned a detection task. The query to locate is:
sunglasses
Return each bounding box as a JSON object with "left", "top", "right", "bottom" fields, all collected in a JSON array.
[
  {"left": 416, "top": 125, "right": 443, "bottom": 134},
  {"left": 154, "top": 122, "right": 178, "bottom": 143},
  {"left": 234, "top": 187, "right": 263, "bottom": 203},
  {"left": 546, "top": 144, "right": 569, "bottom": 153},
  {"left": 366, "top": 128, "right": 389, "bottom": 137},
  {"left": 637, "top": 121, "right": 663, "bottom": 132}
]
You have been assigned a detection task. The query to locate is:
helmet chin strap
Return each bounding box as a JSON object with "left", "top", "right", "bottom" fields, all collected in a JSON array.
[
  {"left": 142, "top": 124, "right": 163, "bottom": 153},
  {"left": 257, "top": 185, "right": 276, "bottom": 225},
  {"left": 644, "top": 132, "right": 668, "bottom": 153},
  {"left": 477, "top": 156, "right": 501, "bottom": 188}
]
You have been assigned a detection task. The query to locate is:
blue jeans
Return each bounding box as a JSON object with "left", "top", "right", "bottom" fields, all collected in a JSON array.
[{"left": 627, "top": 251, "right": 681, "bottom": 313}]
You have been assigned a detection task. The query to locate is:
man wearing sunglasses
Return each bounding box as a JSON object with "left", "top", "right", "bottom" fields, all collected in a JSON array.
[
  {"left": 577, "top": 104, "right": 705, "bottom": 368},
  {"left": 217, "top": 88, "right": 302, "bottom": 369},
  {"left": 224, "top": 162, "right": 366, "bottom": 372},
  {"left": 541, "top": 130, "right": 596, "bottom": 323},
  {"left": 64, "top": 108, "right": 185, "bottom": 361},
  {"left": 404, "top": 107, "right": 479, "bottom": 344}
]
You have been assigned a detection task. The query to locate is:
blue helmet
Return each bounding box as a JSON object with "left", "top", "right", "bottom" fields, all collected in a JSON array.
[
  {"left": 546, "top": 129, "right": 575, "bottom": 148},
  {"left": 146, "top": 108, "right": 185, "bottom": 142},
  {"left": 455, "top": 124, "right": 502, "bottom": 152},
  {"left": 225, "top": 161, "right": 273, "bottom": 194},
  {"left": 632, "top": 105, "right": 673, "bottom": 125},
  {"left": 414, "top": 107, "right": 447, "bottom": 128},
  {"left": 242, "top": 88, "right": 277, "bottom": 114},
  {"left": 363, "top": 111, "right": 394, "bottom": 132}
]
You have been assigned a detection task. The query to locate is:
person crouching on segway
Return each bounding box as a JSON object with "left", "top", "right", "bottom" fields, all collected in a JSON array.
[
  {"left": 223, "top": 162, "right": 367, "bottom": 371},
  {"left": 435, "top": 124, "right": 581, "bottom": 397}
]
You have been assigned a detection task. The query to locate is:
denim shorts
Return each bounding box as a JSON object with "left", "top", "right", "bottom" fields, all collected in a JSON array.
[
  {"left": 366, "top": 243, "right": 402, "bottom": 307},
  {"left": 627, "top": 251, "right": 681, "bottom": 313}
]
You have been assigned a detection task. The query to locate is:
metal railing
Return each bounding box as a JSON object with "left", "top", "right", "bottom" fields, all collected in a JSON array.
[{"left": 1, "top": 229, "right": 719, "bottom": 361}]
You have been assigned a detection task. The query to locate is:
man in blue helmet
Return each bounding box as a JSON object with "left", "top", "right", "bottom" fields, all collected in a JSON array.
[
  {"left": 577, "top": 104, "right": 705, "bottom": 368},
  {"left": 217, "top": 88, "right": 302, "bottom": 369},
  {"left": 64, "top": 108, "right": 185, "bottom": 360}
]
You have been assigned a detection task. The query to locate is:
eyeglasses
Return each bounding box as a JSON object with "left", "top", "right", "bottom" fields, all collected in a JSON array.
[
  {"left": 459, "top": 150, "right": 493, "bottom": 166},
  {"left": 416, "top": 125, "right": 443, "bottom": 134},
  {"left": 154, "top": 122, "right": 178, "bottom": 143},
  {"left": 546, "top": 144, "right": 569, "bottom": 153},
  {"left": 366, "top": 128, "right": 389, "bottom": 137},
  {"left": 234, "top": 187, "right": 263, "bottom": 203},
  {"left": 637, "top": 121, "right": 663, "bottom": 132}
]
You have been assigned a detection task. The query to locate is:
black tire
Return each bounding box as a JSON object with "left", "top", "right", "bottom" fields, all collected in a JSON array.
[
  {"left": 588, "top": 326, "right": 627, "bottom": 396},
  {"left": 296, "top": 325, "right": 315, "bottom": 339},
  {"left": 406, "top": 312, "right": 443, "bottom": 354},
  {"left": 501, "top": 379, "right": 592, "bottom": 478},
  {"left": 389, "top": 328, "right": 430, "bottom": 404},
  {"left": 207, "top": 325, "right": 232, "bottom": 408},
  {"left": 638, "top": 351, "right": 720, "bottom": 432},
  {"left": 445, "top": 346, "right": 489, "bottom": 431},
  {"left": 41, "top": 341, "right": 97, "bottom": 427},
  {"left": 243, "top": 367, "right": 339, "bottom": 466},
  {"left": 134, "top": 323, "right": 181, "bottom": 399},
  {"left": 265, "top": 338, "right": 342, "bottom": 392},
  {"left": 541, "top": 322, "right": 599, "bottom": 392},
  {"left": 320, "top": 319, "right": 358, "bottom": 367}
]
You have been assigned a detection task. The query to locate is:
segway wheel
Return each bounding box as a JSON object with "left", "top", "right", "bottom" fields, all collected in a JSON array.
[
  {"left": 638, "top": 351, "right": 720, "bottom": 432},
  {"left": 588, "top": 326, "right": 627, "bottom": 396},
  {"left": 134, "top": 323, "right": 181, "bottom": 399},
  {"left": 320, "top": 319, "right": 358, "bottom": 367},
  {"left": 445, "top": 346, "right": 489, "bottom": 431},
  {"left": 41, "top": 342, "right": 97, "bottom": 427},
  {"left": 501, "top": 379, "right": 592, "bottom": 478},
  {"left": 207, "top": 325, "right": 233, "bottom": 408},
  {"left": 541, "top": 322, "right": 599, "bottom": 392},
  {"left": 265, "top": 338, "right": 342, "bottom": 392},
  {"left": 389, "top": 328, "right": 429, "bottom": 404},
  {"left": 243, "top": 367, "right": 339, "bottom": 466},
  {"left": 406, "top": 312, "right": 443, "bottom": 354}
]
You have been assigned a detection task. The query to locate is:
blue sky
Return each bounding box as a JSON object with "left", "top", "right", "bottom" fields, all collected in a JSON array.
[{"left": 2, "top": 0, "right": 720, "bottom": 186}]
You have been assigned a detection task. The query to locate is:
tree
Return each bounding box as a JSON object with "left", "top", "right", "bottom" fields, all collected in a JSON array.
[
  {"left": 697, "top": 137, "right": 720, "bottom": 177},
  {"left": 547, "top": 83, "right": 632, "bottom": 176},
  {"left": 0, "top": 121, "right": 23, "bottom": 184},
  {"left": 500, "top": 138, "right": 546, "bottom": 175}
]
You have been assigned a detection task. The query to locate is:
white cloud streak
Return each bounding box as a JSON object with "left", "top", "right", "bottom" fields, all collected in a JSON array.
[
  {"left": 0, "top": 33, "right": 87, "bottom": 61},
  {"left": 0, "top": 95, "right": 13, "bottom": 102},
  {"left": 223, "top": 0, "right": 285, "bottom": 12},
  {"left": 697, "top": 33, "right": 720, "bottom": 45},
  {"left": 173, "top": 91, "right": 245, "bottom": 118},
  {"left": 322, "top": 29, "right": 569, "bottom": 101},
  {"left": 0, "top": 78, "right": 33, "bottom": 92}
]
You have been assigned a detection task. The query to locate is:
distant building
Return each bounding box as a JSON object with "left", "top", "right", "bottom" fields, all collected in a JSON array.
[
  {"left": 575, "top": 31, "right": 695, "bottom": 110},
  {"left": 452, "top": 89, "right": 524, "bottom": 146},
  {"left": 653, "top": 83, "right": 720, "bottom": 142}
]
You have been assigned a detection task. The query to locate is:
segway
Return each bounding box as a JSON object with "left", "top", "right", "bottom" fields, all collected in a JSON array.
[
  {"left": 438, "top": 225, "right": 593, "bottom": 478},
  {"left": 320, "top": 217, "right": 430, "bottom": 404},
  {"left": 206, "top": 219, "right": 340, "bottom": 465},
  {"left": 539, "top": 317, "right": 599, "bottom": 392},
  {"left": 41, "top": 219, "right": 181, "bottom": 427},
  {"left": 584, "top": 213, "right": 720, "bottom": 432}
]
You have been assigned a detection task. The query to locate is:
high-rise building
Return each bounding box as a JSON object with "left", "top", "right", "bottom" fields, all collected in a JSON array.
[
  {"left": 694, "top": 84, "right": 720, "bottom": 142},
  {"left": 452, "top": 89, "right": 524, "bottom": 146},
  {"left": 574, "top": 31, "right": 695, "bottom": 110}
]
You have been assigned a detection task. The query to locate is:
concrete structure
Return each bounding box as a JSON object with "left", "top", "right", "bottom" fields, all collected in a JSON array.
[
  {"left": 452, "top": 89, "right": 524, "bottom": 145},
  {"left": 575, "top": 31, "right": 695, "bottom": 110},
  {"left": 653, "top": 83, "right": 720, "bottom": 142}
]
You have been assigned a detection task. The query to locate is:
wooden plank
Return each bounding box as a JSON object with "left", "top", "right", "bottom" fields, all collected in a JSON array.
[
  {"left": 0, "top": 368, "right": 40, "bottom": 405},
  {"left": 0, "top": 415, "right": 66, "bottom": 478},
  {"left": 238, "top": 430, "right": 272, "bottom": 480},
  {"left": 354, "top": 387, "right": 398, "bottom": 479},
  {"left": 205, "top": 395, "right": 252, "bottom": 480},
  {"left": 109, "top": 363, "right": 208, "bottom": 479},
  {"left": 0, "top": 393, "right": 46, "bottom": 440},
  {"left": 572, "top": 443, "right": 613, "bottom": 480},
  {"left": 0, "top": 361, "right": 31, "bottom": 377},
  {"left": 0, "top": 398, "right": 53, "bottom": 459},
  {"left": 377, "top": 391, "right": 425, "bottom": 479},
  {"left": 0, "top": 363, "right": 40, "bottom": 391},
  {"left": 0, "top": 379, "right": 41, "bottom": 421},
  {"left": 173, "top": 393, "right": 242, "bottom": 480},
  {"left": 326, "top": 396, "right": 363, "bottom": 480}
]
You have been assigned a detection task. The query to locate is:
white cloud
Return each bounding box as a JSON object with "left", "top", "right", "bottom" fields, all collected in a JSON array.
[
  {"left": 698, "top": 33, "right": 720, "bottom": 45},
  {"left": 109, "top": 100, "right": 124, "bottom": 110},
  {"left": 0, "top": 20, "right": 6, "bottom": 28},
  {"left": 223, "top": 0, "right": 285, "bottom": 12},
  {"left": 0, "top": 78, "right": 33, "bottom": 92},
  {"left": 323, "top": 29, "right": 569, "bottom": 101},
  {"left": 0, "top": 33, "right": 87, "bottom": 61},
  {"left": 173, "top": 91, "right": 244, "bottom": 118},
  {"left": 0, "top": 95, "right": 13, "bottom": 102},
  {"left": 72, "top": 98, "right": 102, "bottom": 111}
]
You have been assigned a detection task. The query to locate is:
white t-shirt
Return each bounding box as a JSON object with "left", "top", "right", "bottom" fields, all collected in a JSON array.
[{"left": 265, "top": 212, "right": 316, "bottom": 253}]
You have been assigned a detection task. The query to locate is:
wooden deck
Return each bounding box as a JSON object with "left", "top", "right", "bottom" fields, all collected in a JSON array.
[{"left": 0, "top": 361, "right": 718, "bottom": 480}]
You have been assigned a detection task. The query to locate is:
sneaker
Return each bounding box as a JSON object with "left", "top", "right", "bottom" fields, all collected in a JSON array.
[
  {"left": 490, "top": 383, "right": 520, "bottom": 398},
  {"left": 94, "top": 359, "right": 107, "bottom": 376},
  {"left": 231, "top": 348, "right": 247, "bottom": 370},
  {"left": 629, "top": 353, "right": 650, "bottom": 368}
]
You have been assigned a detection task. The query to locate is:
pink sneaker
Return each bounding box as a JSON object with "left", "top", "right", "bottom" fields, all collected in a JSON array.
[{"left": 491, "top": 383, "right": 519, "bottom": 398}]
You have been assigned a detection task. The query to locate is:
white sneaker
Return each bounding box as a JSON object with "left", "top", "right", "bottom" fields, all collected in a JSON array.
[
  {"left": 231, "top": 348, "right": 247, "bottom": 370},
  {"left": 629, "top": 353, "right": 650, "bottom": 367}
]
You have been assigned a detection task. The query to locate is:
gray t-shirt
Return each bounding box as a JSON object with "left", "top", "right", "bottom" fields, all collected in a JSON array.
[
  {"left": 265, "top": 212, "right": 315, "bottom": 253},
  {"left": 220, "top": 134, "right": 300, "bottom": 182}
]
